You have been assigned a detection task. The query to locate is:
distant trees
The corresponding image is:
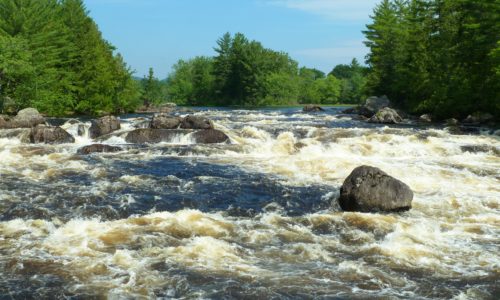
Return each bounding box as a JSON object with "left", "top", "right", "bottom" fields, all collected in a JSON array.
[
  {"left": 364, "top": 0, "right": 500, "bottom": 119},
  {"left": 166, "top": 32, "right": 364, "bottom": 106},
  {"left": 141, "top": 68, "right": 163, "bottom": 107},
  {"left": 0, "top": 0, "right": 141, "bottom": 116}
]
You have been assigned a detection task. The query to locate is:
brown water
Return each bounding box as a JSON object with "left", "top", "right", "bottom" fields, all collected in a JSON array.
[{"left": 0, "top": 107, "right": 499, "bottom": 299}]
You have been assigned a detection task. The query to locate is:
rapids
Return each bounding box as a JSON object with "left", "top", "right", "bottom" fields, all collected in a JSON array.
[{"left": 0, "top": 107, "right": 498, "bottom": 299}]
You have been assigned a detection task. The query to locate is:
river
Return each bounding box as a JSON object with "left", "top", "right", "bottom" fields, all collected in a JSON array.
[{"left": 0, "top": 107, "right": 498, "bottom": 299}]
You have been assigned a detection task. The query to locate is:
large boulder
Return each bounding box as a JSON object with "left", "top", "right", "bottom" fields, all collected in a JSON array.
[
  {"left": 125, "top": 129, "right": 187, "bottom": 143},
  {"left": 419, "top": 114, "right": 432, "bottom": 123},
  {"left": 364, "top": 95, "right": 390, "bottom": 113},
  {"left": 339, "top": 165, "right": 413, "bottom": 212},
  {"left": 303, "top": 105, "right": 324, "bottom": 112},
  {"left": 192, "top": 129, "right": 229, "bottom": 144},
  {"left": 89, "top": 116, "right": 120, "bottom": 139},
  {"left": 463, "top": 112, "right": 494, "bottom": 125},
  {"left": 150, "top": 114, "right": 181, "bottom": 129},
  {"left": 368, "top": 107, "right": 403, "bottom": 124},
  {"left": 77, "top": 144, "right": 122, "bottom": 155},
  {"left": 30, "top": 125, "right": 75, "bottom": 144},
  {"left": 0, "top": 108, "right": 45, "bottom": 129},
  {"left": 180, "top": 115, "right": 214, "bottom": 129}
]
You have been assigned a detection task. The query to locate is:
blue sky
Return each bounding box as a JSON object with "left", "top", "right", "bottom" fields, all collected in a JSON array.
[{"left": 84, "top": 0, "right": 380, "bottom": 78}]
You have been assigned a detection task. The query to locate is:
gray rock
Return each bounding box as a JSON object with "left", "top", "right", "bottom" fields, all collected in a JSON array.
[
  {"left": 339, "top": 165, "right": 413, "bottom": 212},
  {"left": 180, "top": 115, "right": 214, "bottom": 129},
  {"left": 460, "top": 145, "right": 499, "bottom": 156},
  {"left": 77, "top": 144, "right": 123, "bottom": 155},
  {"left": 445, "top": 118, "right": 459, "bottom": 126},
  {"left": 303, "top": 105, "right": 324, "bottom": 112},
  {"left": 150, "top": 114, "right": 181, "bottom": 129},
  {"left": 463, "top": 112, "right": 494, "bottom": 125},
  {"left": 125, "top": 129, "right": 190, "bottom": 143},
  {"left": 0, "top": 108, "right": 45, "bottom": 129},
  {"left": 89, "top": 116, "right": 120, "bottom": 139},
  {"left": 77, "top": 124, "right": 86, "bottom": 136},
  {"left": 364, "top": 95, "right": 390, "bottom": 113},
  {"left": 30, "top": 125, "right": 75, "bottom": 144},
  {"left": 192, "top": 129, "right": 229, "bottom": 144},
  {"left": 419, "top": 114, "right": 432, "bottom": 123},
  {"left": 368, "top": 107, "right": 403, "bottom": 124}
]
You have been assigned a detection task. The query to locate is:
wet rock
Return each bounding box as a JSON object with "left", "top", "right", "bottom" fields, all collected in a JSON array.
[
  {"left": 368, "top": 107, "right": 402, "bottom": 124},
  {"left": 339, "top": 165, "right": 413, "bottom": 212},
  {"left": 364, "top": 95, "right": 390, "bottom": 113},
  {"left": 89, "top": 116, "right": 120, "bottom": 139},
  {"left": 460, "top": 145, "right": 500, "bottom": 156},
  {"left": 77, "top": 124, "right": 86, "bottom": 136},
  {"left": 77, "top": 144, "right": 123, "bottom": 155},
  {"left": 445, "top": 118, "right": 459, "bottom": 126},
  {"left": 30, "top": 125, "right": 75, "bottom": 144},
  {"left": 125, "top": 128, "right": 189, "bottom": 143},
  {"left": 150, "top": 114, "right": 181, "bottom": 129},
  {"left": 303, "top": 105, "right": 324, "bottom": 112},
  {"left": 191, "top": 129, "right": 229, "bottom": 144},
  {"left": 463, "top": 112, "right": 494, "bottom": 125},
  {"left": 180, "top": 115, "right": 214, "bottom": 129},
  {"left": 0, "top": 108, "right": 45, "bottom": 129},
  {"left": 419, "top": 114, "right": 432, "bottom": 123}
]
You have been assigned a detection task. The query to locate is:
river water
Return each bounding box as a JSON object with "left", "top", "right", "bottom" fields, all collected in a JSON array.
[{"left": 0, "top": 107, "right": 498, "bottom": 299}]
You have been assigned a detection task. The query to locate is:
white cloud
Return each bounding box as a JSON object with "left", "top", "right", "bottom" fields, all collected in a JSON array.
[{"left": 268, "top": 0, "right": 379, "bottom": 21}]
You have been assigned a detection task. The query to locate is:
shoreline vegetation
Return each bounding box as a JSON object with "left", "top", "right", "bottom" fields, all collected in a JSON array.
[{"left": 0, "top": 0, "right": 498, "bottom": 121}]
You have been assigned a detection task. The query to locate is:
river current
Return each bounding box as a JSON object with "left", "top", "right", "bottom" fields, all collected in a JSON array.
[{"left": 0, "top": 107, "right": 498, "bottom": 299}]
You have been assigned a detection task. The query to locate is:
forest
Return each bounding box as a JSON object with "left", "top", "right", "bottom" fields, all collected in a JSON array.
[{"left": 0, "top": 0, "right": 498, "bottom": 120}]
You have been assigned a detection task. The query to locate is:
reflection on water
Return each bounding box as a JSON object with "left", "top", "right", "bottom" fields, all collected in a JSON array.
[{"left": 0, "top": 107, "right": 499, "bottom": 299}]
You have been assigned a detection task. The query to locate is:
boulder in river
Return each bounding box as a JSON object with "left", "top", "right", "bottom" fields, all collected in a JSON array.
[
  {"left": 89, "top": 116, "right": 120, "bottom": 139},
  {"left": 339, "top": 165, "right": 413, "bottom": 212},
  {"left": 303, "top": 105, "right": 324, "bottom": 112},
  {"left": 368, "top": 107, "right": 402, "bottom": 124},
  {"left": 125, "top": 128, "right": 187, "bottom": 143},
  {"left": 77, "top": 144, "right": 123, "bottom": 155},
  {"left": 463, "top": 112, "right": 494, "bottom": 125},
  {"left": 150, "top": 114, "right": 181, "bottom": 129},
  {"left": 30, "top": 125, "right": 75, "bottom": 144},
  {"left": 180, "top": 115, "right": 214, "bottom": 129},
  {"left": 192, "top": 129, "right": 229, "bottom": 144},
  {"left": 419, "top": 114, "right": 432, "bottom": 123},
  {"left": 0, "top": 108, "right": 45, "bottom": 129},
  {"left": 364, "top": 96, "right": 390, "bottom": 114}
]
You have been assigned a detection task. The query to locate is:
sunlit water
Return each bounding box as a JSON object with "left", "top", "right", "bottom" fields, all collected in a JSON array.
[{"left": 0, "top": 107, "right": 498, "bottom": 299}]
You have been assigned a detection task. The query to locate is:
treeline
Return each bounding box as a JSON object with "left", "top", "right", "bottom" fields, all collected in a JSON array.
[
  {"left": 0, "top": 0, "right": 141, "bottom": 116},
  {"left": 364, "top": 0, "right": 500, "bottom": 119},
  {"left": 160, "top": 33, "right": 367, "bottom": 106}
]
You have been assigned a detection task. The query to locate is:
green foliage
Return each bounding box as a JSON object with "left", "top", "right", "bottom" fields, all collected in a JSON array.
[
  {"left": 141, "top": 68, "right": 163, "bottom": 107},
  {"left": 166, "top": 32, "right": 352, "bottom": 106},
  {"left": 0, "top": 0, "right": 141, "bottom": 116},
  {"left": 364, "top": 0, "right": 500, "bottom": 119}
]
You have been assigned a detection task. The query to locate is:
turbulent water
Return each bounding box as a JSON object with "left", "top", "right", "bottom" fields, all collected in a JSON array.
[{"left": 0, "top": 107, "right": 499, "bottom": 299}]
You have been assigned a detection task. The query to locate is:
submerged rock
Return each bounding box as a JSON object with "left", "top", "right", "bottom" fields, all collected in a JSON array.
[
  {"left": 150, "top": 114, "right": 181, "bottom": 129},
  {"left": 180, "top": 115, "right": 214, "bottom": 129},
  {"left": 339, "top": 165, "right": 413, "bottom": 212},
  {"left": 368, "top": 107, "right": 403, "bottom": 124},
  {"left": 89, "top": 116, "right": 120, "bottom": 139},
  {"left": 303, "top": 105, "right": 324, "bottom": 112},
  {"left": 77, "top": 144, "right": 122, "bottom": 155},
  {"left": 30, "top": 125, "right": 75, "bottom": 144},
  {"left": 192, "top": 129, "right": 229, "bottom": 144},
  {"left": 0, "top": 108, "right": 46, "bottom": 129},
  {"left": 460, "top": 145, "right": 500, "bottom": 156}
]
